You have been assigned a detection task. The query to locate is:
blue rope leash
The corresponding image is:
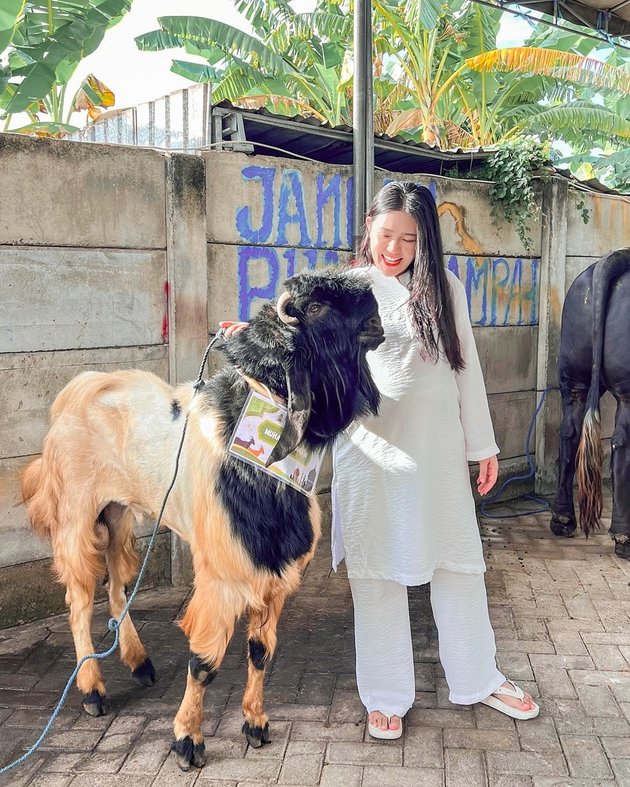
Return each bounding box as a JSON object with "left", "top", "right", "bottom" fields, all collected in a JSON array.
[
  {"left": 0, "top": 334, "right": 221, "bottom": 776},
  {"left": 480, "top": 385, "right": 560, "bottom": 519}
]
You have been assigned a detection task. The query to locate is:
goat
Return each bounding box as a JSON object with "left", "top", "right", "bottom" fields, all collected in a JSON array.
[{"left": 21, "top": 269, "right": 384, "bottom": 770}]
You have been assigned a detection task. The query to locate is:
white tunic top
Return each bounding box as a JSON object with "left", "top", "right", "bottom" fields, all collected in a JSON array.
[{"left": 331, "top": 267, "right": 499, "bottom": 585}]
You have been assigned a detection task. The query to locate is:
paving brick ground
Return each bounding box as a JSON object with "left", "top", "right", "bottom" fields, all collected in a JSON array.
[{"left": 1, "top": 491, "right": 630, "bottom": 786}]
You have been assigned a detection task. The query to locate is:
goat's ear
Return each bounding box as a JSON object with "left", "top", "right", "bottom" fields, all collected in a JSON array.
[{"left": 265, "top": 350, "right": 311, "bottom": 467}]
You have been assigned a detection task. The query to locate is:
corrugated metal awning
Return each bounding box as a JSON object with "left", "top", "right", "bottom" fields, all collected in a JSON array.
[
  {"left": 211, "top": 102, "right": 496, "bottom": 177},
  {"left": 503, "top": 0, "right": 630, "bottom": 39}
]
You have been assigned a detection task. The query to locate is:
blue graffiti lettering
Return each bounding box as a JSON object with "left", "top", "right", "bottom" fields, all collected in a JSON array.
[
  {"left": 276, "top": 170, "right": 312, "bottom": 246},
  {"left": 316, "top": 174, "right": 342, "bottom": 248},
  {"left": 304, "top": 248, "right": 319, "bottom": 270},
  {"left": 530, "top": 258, "right": 539, "bottom": 324},
  {"left": 283, "top": 248, "right": 297, "bottom": 278},
  {"left": 346, "top": 176, "right": 354, "bottom": 249},
  {"left": 237, "top": 246, "right": 280, "bottom": 320},
  {"left": 466, "top": 257, "right": 488, "bottom": 325},
  {"left": 236, "top": 166, "right": 276, "bottom": 244},
  {"left": 447, "top": 255, "right": 460, "bottom": 277},
  {"left": 490, "top": 258, "right": 511, "bottom": 326}
]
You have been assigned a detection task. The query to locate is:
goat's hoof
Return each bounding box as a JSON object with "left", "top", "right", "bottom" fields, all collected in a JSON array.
[
  {"left": 550, "top": 517, "right": 577, "bottom": 538},
  {"left": 242, "top": 721, "right": 270, "bottom": 748},
  {"left": 614, "top": 539, "right": 630, "bottom": 560},
  {"left": 132, "top": 657, "right": 157, "bottom": 687},
  {"left": 81, "top": 690, "right": 108, "bottom": 717},
  {"left": 171, "top": 736, "right": 206, "bottom": 771}
]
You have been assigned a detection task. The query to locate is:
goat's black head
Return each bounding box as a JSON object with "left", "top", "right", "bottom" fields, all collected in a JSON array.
[{"left": 223, "top": 269, "right": 384, "bottom": 465}]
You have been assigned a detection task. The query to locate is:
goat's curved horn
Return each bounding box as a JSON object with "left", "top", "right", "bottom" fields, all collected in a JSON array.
[{"left": 276, "top": 291, "right": 299, "bottom": 326}]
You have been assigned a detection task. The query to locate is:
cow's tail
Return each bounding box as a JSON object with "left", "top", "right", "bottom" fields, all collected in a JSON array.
[
  {"left": 576, "top": 406, "right": 602, "bottom": 537},
  {"left": 576, "top": 250, "right": 630, "bottom": 536}
]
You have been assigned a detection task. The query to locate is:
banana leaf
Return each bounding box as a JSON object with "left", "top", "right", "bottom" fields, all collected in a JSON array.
[
  {"left": 0, "top": 0, "right": 26, "bottom": 54},
  {"left": 4, "top": 0, "right": 131, "bottom": 114},
  {"left": 466, "top": 47, "right": 630, "bottom": 96}
]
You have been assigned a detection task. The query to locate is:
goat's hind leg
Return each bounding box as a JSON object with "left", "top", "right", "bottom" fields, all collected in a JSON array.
[
  {"left": 242, "top": 591, "right": 288, "bottom": 748},
  {"left": 102, "top": 503, "right": 156, "bottom": 687},
  {"left": 55, "top": 513, "right": 109, "bottom": 716}
]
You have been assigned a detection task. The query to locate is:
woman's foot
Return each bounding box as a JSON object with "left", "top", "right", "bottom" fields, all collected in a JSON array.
[
  {"left": 480, "top": 680, "right": 539, "bottom": 720},
  {"left": 367, "top": 711, "right": 403, "bottom": 739}
]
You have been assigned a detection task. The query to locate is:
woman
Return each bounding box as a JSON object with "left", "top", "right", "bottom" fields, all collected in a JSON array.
[{"left": 331, "top": 181, "right": 538, "bottom": 739}]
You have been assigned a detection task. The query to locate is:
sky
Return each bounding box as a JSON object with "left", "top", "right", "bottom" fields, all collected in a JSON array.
[{"left": 66, "top": 0, "right": 533, "bottom": 124}]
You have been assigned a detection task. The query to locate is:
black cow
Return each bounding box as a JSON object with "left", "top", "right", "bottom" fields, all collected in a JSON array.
[{"left": 550, "top": 248, "right": 630, "bottom": 558}]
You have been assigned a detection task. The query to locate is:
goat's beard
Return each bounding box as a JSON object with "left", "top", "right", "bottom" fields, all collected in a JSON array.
[{"left": 305, "top": 347, "right": 380, "bottom": 446}]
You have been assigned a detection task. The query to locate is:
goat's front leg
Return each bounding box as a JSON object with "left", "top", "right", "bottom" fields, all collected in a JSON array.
[
  {"left": 242, "top": 591, "right": 287, "bottom": 748},
  {"left": 172, "top": 582, "right": 239, "bottom": 771}
]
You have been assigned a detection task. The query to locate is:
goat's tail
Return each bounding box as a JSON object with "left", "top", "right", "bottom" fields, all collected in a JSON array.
[
  {"left": 20, "top": 456, "right": 48, "bottom": 536},
  {"left": 20, "top": 372, "right": 115, "bottom": 542},
  {"left": 20, "top": 446, "right": 64, "bottom": 540}
]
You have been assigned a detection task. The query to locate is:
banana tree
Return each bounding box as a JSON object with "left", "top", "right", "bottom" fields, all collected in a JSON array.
[
  {"left": 0, "top": 0, "right": 131, "bottom": 136},
  {"left": 377, "top": 0, "right": 630, "bottom": 149},
  {"left": 136, "top": 0, "right": 354, "bottom": 126}
]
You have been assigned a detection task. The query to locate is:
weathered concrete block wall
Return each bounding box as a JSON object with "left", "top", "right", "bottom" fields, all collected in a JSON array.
[
  {"left": 0, "top": 136, "right": 208, "bottom": 627},
  {"left": 1, "top": 134, "right": 628, "bottom": 628}
]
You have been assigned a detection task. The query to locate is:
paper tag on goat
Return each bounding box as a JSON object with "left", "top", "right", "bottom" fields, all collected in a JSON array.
[{"left": 228, "top": 391, "right": 323, "bottom": 495}]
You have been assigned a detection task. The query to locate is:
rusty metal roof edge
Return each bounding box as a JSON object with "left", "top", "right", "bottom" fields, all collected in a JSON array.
[{"left": 213, "top": 101, "right": 498, "bottom": 162}]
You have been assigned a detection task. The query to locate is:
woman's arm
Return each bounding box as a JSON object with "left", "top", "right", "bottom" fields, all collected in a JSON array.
[{"left": 447, "top": 273, "right": 499, "bottom": 494}]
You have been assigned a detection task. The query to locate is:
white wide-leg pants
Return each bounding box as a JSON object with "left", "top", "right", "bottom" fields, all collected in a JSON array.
[{"left": 349, "top": 569, "right": 505, "bottom": 717}]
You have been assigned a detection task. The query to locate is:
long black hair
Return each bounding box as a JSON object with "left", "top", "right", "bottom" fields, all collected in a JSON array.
[{"left": 357, "top": 181, "right": 464, "bottom": 372}]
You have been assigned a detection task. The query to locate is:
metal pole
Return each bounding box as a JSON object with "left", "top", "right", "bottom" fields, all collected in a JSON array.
[{"left": 353, "top": 0, "right": 374, "bottom": 253}]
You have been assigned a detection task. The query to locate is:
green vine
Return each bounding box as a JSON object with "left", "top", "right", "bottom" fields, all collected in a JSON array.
[
  {"left": 575, "top": 195, "right": 591, "bottom": 225},
  {"left": 485, "top": 138, "right": 550, "bottom": 254}
]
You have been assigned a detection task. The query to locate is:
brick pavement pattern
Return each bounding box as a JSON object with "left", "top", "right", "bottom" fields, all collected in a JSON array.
[{"left": 1, "top": 493, "right": 630, "bottom": 786}]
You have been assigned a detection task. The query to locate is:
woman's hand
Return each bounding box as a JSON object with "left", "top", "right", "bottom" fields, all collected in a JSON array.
[
  {"left": 477, "top": 455, "right": 498, "bottom": 496},
  {"left": 219, "top": 321, "right": 249, "bottom": 337}
]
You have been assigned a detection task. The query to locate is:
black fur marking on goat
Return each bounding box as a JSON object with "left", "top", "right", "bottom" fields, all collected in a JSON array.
[
  {"left": 202, "top": 270, "right": 383, "bottom": 575},
  {"left": 189, "top": 655, "right": 217, "bottom": 687},
  {"left": 216, "top": 459, "right": 312, "bottom": 574},
  {"left": 132, "top": 657, "right": 157, "bottom": 686},
  {"left": 248, "top": 638, "right": 267, "bottom": 670},
  {"left": 171, "top": 736, "right": 206, "bottom": 770},
  {"left": 81, "top": 690, "right": 108, "bottom": 717},
  {"left": 171, "top": 399, "right": 182, "bottom": 420},
  {"left": 242, "top": 720, "right": 271, "bottom": 748}
]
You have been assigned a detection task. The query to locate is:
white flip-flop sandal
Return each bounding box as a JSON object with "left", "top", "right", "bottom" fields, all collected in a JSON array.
[
  {"left": 479, "top": 680, "right": 539, "bottom": 720},
  {"left": 368, "top": 714, "right": 403, "bottom": 740}
]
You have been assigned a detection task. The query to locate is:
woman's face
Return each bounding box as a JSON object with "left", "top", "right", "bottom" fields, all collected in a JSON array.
[{"left": 366, "top": 210, "right": 418, "bottom": 277}]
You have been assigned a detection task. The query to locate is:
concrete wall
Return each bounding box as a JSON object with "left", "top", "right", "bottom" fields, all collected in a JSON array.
[
  {"left": 0, "top": 136, "right": 208, "bottom": 626},
  {"left": 1, "top": 133, "right": 628, "bottom": 627}
]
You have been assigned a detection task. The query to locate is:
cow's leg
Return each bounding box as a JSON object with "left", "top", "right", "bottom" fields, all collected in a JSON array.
[
  {"left": 551, "top": 387, "right": 586, "bottom": 537},
  {"left": 609, "top": 401, "right": 630, "bottom": 559},
  {"left": 172, "top": 581, "right": 243, "bottom": 771},
  {"left": 242, "top": 591, "right": 288, "bottom": 748},
  {"left": 103, "top": 503, "right": 156, "bottom": 686}
]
